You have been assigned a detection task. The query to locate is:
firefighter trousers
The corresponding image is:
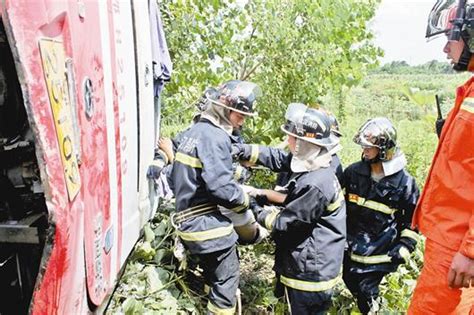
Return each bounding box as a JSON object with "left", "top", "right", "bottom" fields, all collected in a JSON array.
[
  {"left": 198, "top": 245, "right": 240, "bottom": 314},
  {"left": 274, "top": 275, "right": 333, "bottom": 314},
  {"left": 342, "top": 268, "right": 386, "bottom": 314},
  {"left": 408, "top": 239, "right": 474, "bottom": 315}
]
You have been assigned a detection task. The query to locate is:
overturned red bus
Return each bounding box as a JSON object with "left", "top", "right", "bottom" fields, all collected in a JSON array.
[{"left": 0, "top": 0, "right": 170, "bottom": 313}]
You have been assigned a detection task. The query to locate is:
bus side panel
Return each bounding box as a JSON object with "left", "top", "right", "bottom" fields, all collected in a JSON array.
[
  {"left": 106, "top": 0, "right": 141, "bottom": 267},
  {"left": 132, "top": 0, "right": 156, "bottom": 243},
  {"left": 2, "top": 1, "right": 89, "bottom": 314},
  {"left": 66, "top": 0, "right": 115, "bottom": 306}
]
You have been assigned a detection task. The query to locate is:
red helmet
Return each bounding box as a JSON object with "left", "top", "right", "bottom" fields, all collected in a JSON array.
[
  {"left": 426, "top": 0, "right": 459, "bottom": 39},
  {"left": 427, "top": 0, "right": 474, "bottom": 70}
]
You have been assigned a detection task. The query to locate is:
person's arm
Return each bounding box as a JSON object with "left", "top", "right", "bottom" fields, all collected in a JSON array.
[
  {"left": 200, "top": 137, "right": 249, "bottom": 213},
  {"left": 390, "top": 175, "right": 421, "bottom": 264},
  {"left": 258, "top": 189, "right": 287, "bottom": 205},
  {"left": 449, "top": 197, "right": 474, "bottom": 288},
  {"left": 252, "top": 184, "right": 326, "bottom": 234},
  {"left": 147, "top": 137, "right": 175, "bottom": 179},
  {"left": 447, "top": 114, "right": 474, "bottom": 288},
  {"left": 232, "top": 143, "right": 292, "bottom": 172}
]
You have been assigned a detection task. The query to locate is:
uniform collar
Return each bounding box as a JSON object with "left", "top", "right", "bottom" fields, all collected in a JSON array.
[{"left": 353, "top": 160, "right": 405, "bottom": 188}]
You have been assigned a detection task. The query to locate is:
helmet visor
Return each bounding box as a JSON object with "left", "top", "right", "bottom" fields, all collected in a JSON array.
[
  {"left": 213, "top": 81, "right": 262, "bottom": 115},
  {"left": 283, "top": 103, "right": 307, "bottom": 135},
  {"left": 426, "top": 0, "right": 458, "bottom": 39},
  {"left": 354, "top": 117, "right": 396, "bottom": 148}
]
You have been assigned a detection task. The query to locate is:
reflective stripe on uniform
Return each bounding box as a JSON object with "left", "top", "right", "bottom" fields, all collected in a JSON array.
[
  {"left": 347, "top": 193, "right": 396, "bottom": 215},
  {"left": 401, "top": 228, "right": 420, "bottom": 243},
  {"left": 207, "top": 301, "right": 235, "bottom": 315},
  {"left": 175, "top": 152, "right": 203, "bottom": 168},
  {"left": 399, "top": 246, "right": 411, "bottom": 261},
  {"left": 230, "top": 193, "right": 249, "bottom": 213},
  {"left": 327, "top": 191, "right": 344, "bottom": 212},
  {"left": 280, "top": 274, "right": 340, "bottom": 292},
  {"left": 264, "top": 207, "right": 280, "bottom": 230},
  {"left": 249, "top": 144, "right": 259, "bottom": 164},
  {"left": 350, "top": 253, "right": 392, "bottom": 264},
  {"left": 177, "top": 225, "right": 234, "bottom": 242},
  {"left": 461, "top": 97, "right": 474, "bottom": 114}
]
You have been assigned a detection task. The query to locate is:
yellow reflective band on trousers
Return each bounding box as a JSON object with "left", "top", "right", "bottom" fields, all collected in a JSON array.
[
  {"left": 207, "top": 301, "right": 235, "bottom": 315},
  {"left": 249, "top": 144, "right": 259, "bottom": 164},
  {"left": 175, "top": 152, "right": 203, "bottom": 168},
  {"left": 350, "top": 253, "right": 392, "bottom": 264},
  {"left": 178, "top": 225, "right": 234, "bottom": 242},
  {"left": 327, "top": 191, "right": 344, "bottom": 212},
  {"left": 461, "top": 97, "right": 474, "bottom": 114},
  {"left": 280, "top": 275, "right": 340, "bottom": 292},
  {"left": 347, "top": 193, "right": 396, "bottom": 215},
  {"left": 401, "top": 228, "right": 420, "bottom": 243},
  {"left": 399, "top": 246, "right": 411, "bottom": 262}
]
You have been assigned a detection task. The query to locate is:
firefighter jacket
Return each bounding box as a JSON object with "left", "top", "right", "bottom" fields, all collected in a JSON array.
[
  {"left": 168, "top": 119, "right": 250, "bottom": 254},
  {"left": 413, "top": 76, "right": 474, "bottom": 259},
  {"left": 243, "top": 145, "right": 346, "bottom": 293},
  {"left": 343, "top": 161, "right": 420, "bottom": 273}
]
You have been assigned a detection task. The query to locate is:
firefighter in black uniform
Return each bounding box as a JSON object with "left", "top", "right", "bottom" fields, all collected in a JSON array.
[
  {"left": 234, "top": 103, "right": 346, "bottom": 314},
  {"left": 342, "top": 117, "right": 420, "bottom": 314},
  {"left": 274, "top": 108, "right": 343, "bottom": 193},
  {"left": 168, "top": 80, "right": 261, "bottom": 314}
]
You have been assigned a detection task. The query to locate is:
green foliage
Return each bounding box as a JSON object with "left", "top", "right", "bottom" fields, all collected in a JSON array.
[
  {"left": 159, "top": 0, "right": 382, "bottom": 141},
  {"left": 107, "top": 202, "right": 205, "bottom": 314},
  {"left": 373, "top": 60, "right": 455, "bottom": 75}
]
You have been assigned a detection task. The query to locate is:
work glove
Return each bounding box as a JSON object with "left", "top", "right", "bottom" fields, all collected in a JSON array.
[
  {"left": 232, "top": 163, "right": 252, "bottom": 184},
  {"left": 388, "top": 244, "right": 411, "bottom": 264},
  {"left": 249, "top": 197, "right": 267, "bottom": 222},
  {"left": 231, "top": 143, "right": 252, "bottom": 161},
  {"left": 255, "top": 194, "right": 268, "bottom": 207},
  {"left": 254, "top": 224, "right": 270, "bottom": 244}
]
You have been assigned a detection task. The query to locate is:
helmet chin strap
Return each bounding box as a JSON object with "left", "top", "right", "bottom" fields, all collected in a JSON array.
[
  {"left": 453, "top": 36, "right": 473, "bottom": 71},
  {"left": 362, "top": 152, "right": 380, "bottom": 164}
]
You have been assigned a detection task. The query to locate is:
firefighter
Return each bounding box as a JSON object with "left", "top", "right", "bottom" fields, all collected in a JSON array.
[
  {"left": 234, "top": 103, "right": 346, "bottom": 313},
  {"left": 408, "top": 0, "right": 474, "bottom": 313},
  {"left": 273, "top": 108, "right": 343, "bottom": 193},
  {"left": 148, "top": 88, "right": 267, "bottom": 245},
  {"left": 168, "top": 80, "right": 261, "bottom": 314},
  {"left": 342, "top": 117, "right": 420, "bottom": 314}
]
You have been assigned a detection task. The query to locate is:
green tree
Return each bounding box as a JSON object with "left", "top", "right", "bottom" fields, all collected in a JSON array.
[{"left": 160, "top": 0, "right": 382, "bottom": 143}]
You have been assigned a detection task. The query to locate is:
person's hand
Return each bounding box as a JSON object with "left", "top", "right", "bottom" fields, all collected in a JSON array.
[
  {"left": 448, "top": 252, "right": 474, "bottom": 288},
  {"left": 158, "top": 138, "right": 174, "bottom": 163}
]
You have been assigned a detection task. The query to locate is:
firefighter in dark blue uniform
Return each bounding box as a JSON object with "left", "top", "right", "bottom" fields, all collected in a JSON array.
[
  {"left": 168, "top": 80, "right": 261, "bottom": 314},
  {"left": 342, "top": 117, "right": 420, "bottom": 314},
  {"left": 234, "top": 103, "right": 346, "bottom": 314},
  {"left": 274, "top": 109, "right": 344, "bottom": 193}
]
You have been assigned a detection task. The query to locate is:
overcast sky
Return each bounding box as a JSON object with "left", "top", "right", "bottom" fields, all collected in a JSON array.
[{"left": 371, "top": 0, "right": 447, "bottom": 65}]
